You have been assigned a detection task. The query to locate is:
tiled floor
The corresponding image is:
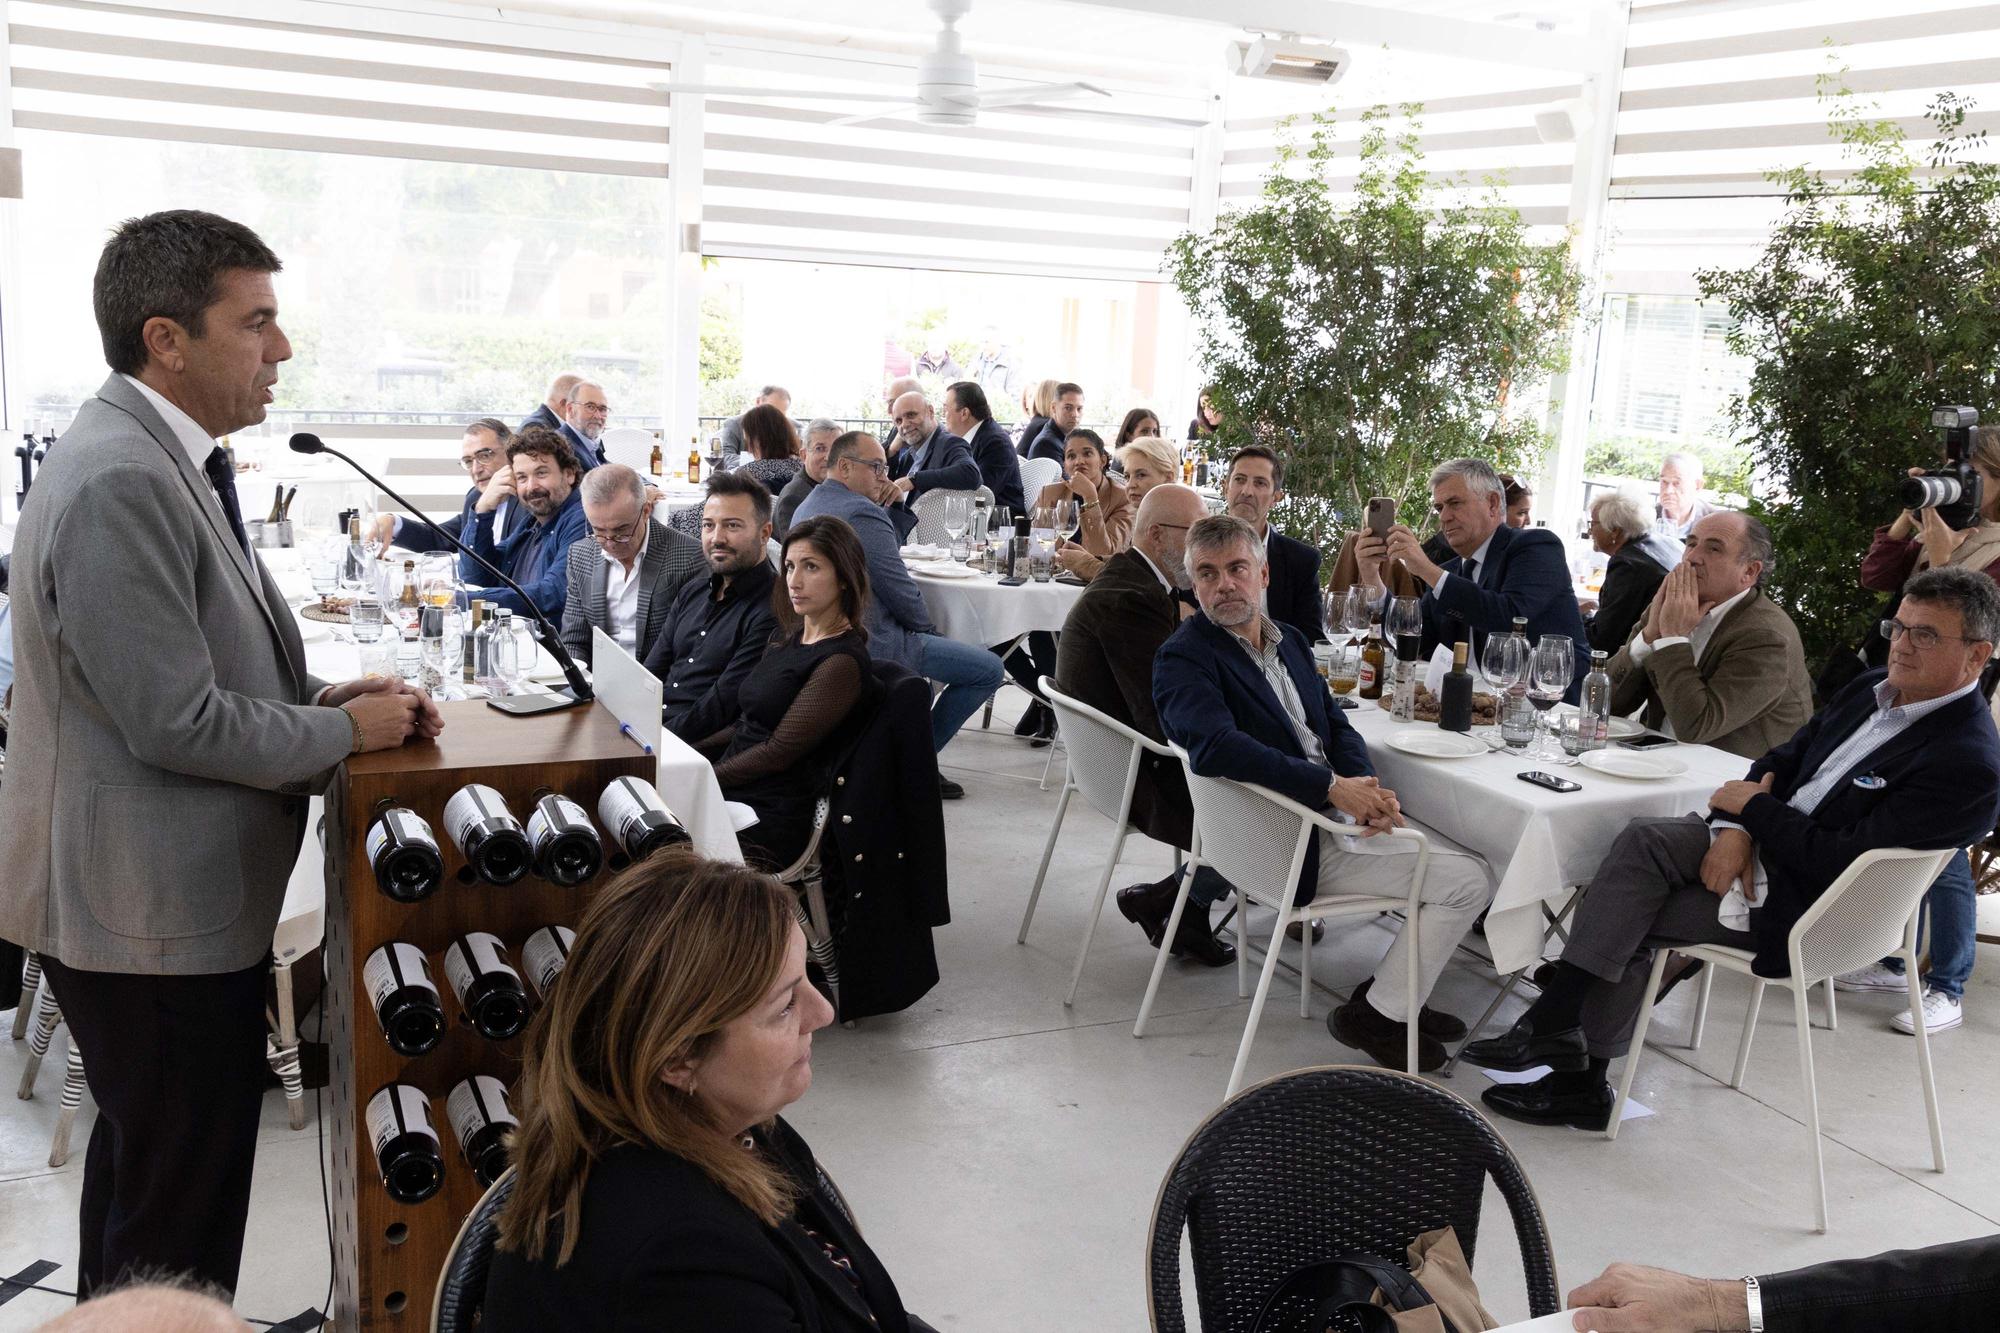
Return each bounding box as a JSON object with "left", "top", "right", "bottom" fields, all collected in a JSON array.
[{"left": 2, "top": 699, "right": 1995, "bottom": 1329}]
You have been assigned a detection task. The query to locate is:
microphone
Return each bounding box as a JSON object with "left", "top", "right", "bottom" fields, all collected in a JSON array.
[{"left": 291, "top": 432, "right": 593, "bottom": 706}]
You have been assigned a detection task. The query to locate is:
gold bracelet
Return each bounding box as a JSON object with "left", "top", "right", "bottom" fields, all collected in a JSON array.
[{"left": 345, "top": 706, "right": 364, "bottom": 754}]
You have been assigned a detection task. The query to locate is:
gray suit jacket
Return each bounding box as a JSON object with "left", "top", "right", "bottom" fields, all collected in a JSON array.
[
  {"left": 558, "top": 518, "right": 704, "bottom": 667},
  {"left": 0, "top": 375, "right": 353, "bottom": 975}
]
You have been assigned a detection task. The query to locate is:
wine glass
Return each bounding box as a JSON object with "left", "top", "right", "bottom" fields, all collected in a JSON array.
[
  {"left": 1528, "top": 635, "right": 1576, "bottom": 760},
  {"left": 1386, "top": 595, "right": 1424, "bottom": 664},
  {"left": 418, "top": 552, "right": 458, "bottom": 610},
  {"left": 1481, "top": 632, "right": 1529, "bottom": 747},
  {"left": 942, "top": 495, "right": 971, "bottom": 561},
  {"left": 1051, "top": 497, "right": 1078, "bottom": 537},
  {"left": 1341, "top": 585, "right": 1373, "bottom": 643}
]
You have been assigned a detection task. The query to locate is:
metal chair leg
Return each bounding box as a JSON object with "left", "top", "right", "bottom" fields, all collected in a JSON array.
[
  {"left": 1905, "top": 947, "right": 1947, "bottom": 1175},
  {"left": 1608, "top": 949, "right": 1672, "bottom": 1141},
  {"left": 18, "top": 986, "right": 60, "bottom": 1100},
  {"left": 49, "top": 1040, "right": 87, "bottom": 1167},
  {"left": 1066, "top": 830, "right": 1129, "bottom": 1007},
  {"left": 1689, "top": 966, "right": 1716, "bottom": 1049},
  {"left": 1792, "top": 981, "right": 1829, "bottom": 1232},
  {"left": 1135, "top": 857, "right": 1201, "bottom": 1038},
  {"left": 11, "top": 951, "right": 41, "bottom": 1041},
  {"left": 1730, "top": 979, "right": 1766, "bottom": 1090},
  {"left": 1019, "top": 781, "right": 1075, "bottom": 944},
  {"left": 1226, "top": 906, "right": 1294, "bottom": 1099},
  {"left": 271, "top": 960, "right": 306, "bottom": 1131}
]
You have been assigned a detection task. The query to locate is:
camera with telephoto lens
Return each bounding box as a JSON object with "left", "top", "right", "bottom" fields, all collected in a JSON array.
[{"left": 1898, "top": 406, "right": 1984, "bottom": 531}]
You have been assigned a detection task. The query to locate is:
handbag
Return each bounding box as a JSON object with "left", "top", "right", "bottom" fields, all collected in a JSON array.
[{"left": 1249, "top": 1227, "right": 1496, "bottom": 1333}]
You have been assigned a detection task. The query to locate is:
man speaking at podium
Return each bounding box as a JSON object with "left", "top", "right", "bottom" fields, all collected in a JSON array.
[{"left": 0, "top": 211, "right": 441, "bottom": 1300}]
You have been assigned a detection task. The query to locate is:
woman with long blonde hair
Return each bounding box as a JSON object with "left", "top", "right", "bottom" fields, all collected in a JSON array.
[
  {"left": 485, "top": 850, "right": 930, "bottom": 1332},
  {"left": 1013, "top": 376, "right": 1061, "bottom": 458}
]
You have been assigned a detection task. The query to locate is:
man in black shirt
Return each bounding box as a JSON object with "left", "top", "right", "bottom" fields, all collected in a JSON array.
[{"left": 642, "top": 471, "right": 779, "bottom": 743}]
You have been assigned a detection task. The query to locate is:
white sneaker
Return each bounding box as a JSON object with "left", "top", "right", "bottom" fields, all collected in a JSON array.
[
  {"left": 1891, "top": 989, "right": 1963, "bottom": 1035},
  {"left": 1835, "top": 962, "right": 1908, "bottom": 993}
]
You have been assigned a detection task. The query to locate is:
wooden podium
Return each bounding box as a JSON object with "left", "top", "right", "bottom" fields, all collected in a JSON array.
[{"left": 322, "top": 700, "right": 655, "bottom": 1330}]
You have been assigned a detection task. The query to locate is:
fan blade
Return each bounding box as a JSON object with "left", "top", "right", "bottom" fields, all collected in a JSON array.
[
  {"left": 972, "top": 80, "right": 1112, "bottom": 111},
  {"left": 1006, "top": 103, "right": 1212, "bottom": 131},
  {"left": 647, "top": 81, "right": 921, "bottom": 105},
  {"left": 826, "top": 106, "right": 923, "bottom": 129}
]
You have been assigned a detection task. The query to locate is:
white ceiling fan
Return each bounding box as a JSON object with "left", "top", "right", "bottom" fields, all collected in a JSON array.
[{"left": 649, "top": 0, "right": 1205, "bottom": 130}]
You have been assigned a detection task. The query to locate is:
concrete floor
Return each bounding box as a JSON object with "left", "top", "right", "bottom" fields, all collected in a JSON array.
[{"left": 1, "top": 697, "right": 1996, "bottom": 1329}]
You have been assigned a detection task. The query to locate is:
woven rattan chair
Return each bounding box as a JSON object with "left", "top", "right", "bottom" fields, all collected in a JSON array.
[
  {"left": 431, "top": 1166, "right": 516, "bottom": 1332},
  {"left": 907, "top": 486, "right": 993, "bottom": 548},
  {"left": 1147, "top": 1066, "right": 1559, "bottom": 1333},
  {"left": 1610, "top": 845, "right": 1954, "bottom": 1232}
]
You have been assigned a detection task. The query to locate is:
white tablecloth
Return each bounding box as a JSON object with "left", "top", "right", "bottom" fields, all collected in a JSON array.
[
  {"left": 911, "top": 564, "right": 1084, "bottom": 646},
  {"left": 1344, "top": 704, "right": 1749, "bottom": 973}
]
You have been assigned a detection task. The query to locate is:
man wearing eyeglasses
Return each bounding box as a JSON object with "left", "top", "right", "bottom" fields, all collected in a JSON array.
[
  {"left": 559, "top": 464, "right": 702, "bottom": 667},
  {"left": 793, "top": 431, "right": 1003, "bottom": 798},
  {"left": 1603, "top": 511, "right": 1812, "bottom": 758},
  {"left": 557, "top": 379, "right": 609, "bottom": 472},
  {"left": 369, "top": 418, "right": 520, "bottom": 553},
  {"left": 1465, "top": 565, "right": 2000, "bottom": 1131}
]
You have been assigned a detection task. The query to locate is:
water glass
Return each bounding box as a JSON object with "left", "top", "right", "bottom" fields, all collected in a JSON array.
[
  {"left": 1029, "top": 535, "right": 1055, "bottom": 582},
  {"left": 1500, "top": 694, "right": 1537, "bottom": 751},
  {"left": 395, "top": 631, "right": 424, "bottom": 687},
  {"left": 358, "top": 636, "right": 398, "bottom": 681},
  {"left": 943, "top": 495, "right": 971, "bottom": 561},
  {"left": 1327, "top": 642, "right": 1361, "bottom": 701},
  {"left": 1558, "top": 709, "right": 1594, "bottom": 760},
  {"left": 349, "top": 597, "right": 385, "bottom": 643}
]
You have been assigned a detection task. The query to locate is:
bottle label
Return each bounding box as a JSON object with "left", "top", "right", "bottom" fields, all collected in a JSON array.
[
  {"left": 527, "top": 796, "right": 590, "bottom": 850},
  {"left": 364, "top": 942, "right": 437, "bottom": 1013},
  {"left": 444, "top": 785, "right": 511, "bottom": 852},
  {"left": 444, "top": 932, "right": 520, "bottom": 1005},
  {"left": 1359, "top": 659, "right": 1378, "bottom": 691},
  {"left": 446, "top": 1075, "right": 518, "bottom": 1155},
  {"left": 366, "top": 1084, "right": 438, "bottom": 1161},
  {"left": 521, "top": 926, "right": 576, "bottom": 997},
  {"left": 599, "top": 777, "right": 671, "bottom": 850},
  {"left": 368, "top": 809, "right": 437, "bottom": 865}
]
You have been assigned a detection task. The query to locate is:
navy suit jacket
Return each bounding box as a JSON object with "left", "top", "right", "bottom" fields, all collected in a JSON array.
[
  {"left": 887, "top": 426, "right": 977, "bottom": 539},
  {"left": 1266, "top": 529, "right": 1326, "bottom": 646},
  {"left": 558, "top": 421, "right": 605, "bottom": 472},
  {"left": 518, "top": 403, "right": 560, "bottom": 435},
  {"left": 1732, "top": 668, "right": 2000, "bottom": 976},
  {"left": 1026, "top": 420, "right": 1067, "bottom": 466},
  {"left": 966, "top": 418, "right": 1026, "bottom": 515},
  {"left": 463, "top": 488, "right": 588, "bottom": 620},
  {"left": 392, "top": 486, "right": 518, "bottom": 557},
  {"left": 1155, "top": 612, "right": 1372, "bottom": 903},
  {"left": 1422, "top": 523, "right": 1588, "bottom": 699}
]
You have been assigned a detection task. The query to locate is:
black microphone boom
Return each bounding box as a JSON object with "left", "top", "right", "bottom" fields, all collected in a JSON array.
[{"left": 291, "top": 432, "right": 593, "bottom": 705}]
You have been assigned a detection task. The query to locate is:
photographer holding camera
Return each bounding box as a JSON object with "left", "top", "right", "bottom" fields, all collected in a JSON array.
[{"left": 1837, "top": 409, "right": 2000, "bottom": 1036}]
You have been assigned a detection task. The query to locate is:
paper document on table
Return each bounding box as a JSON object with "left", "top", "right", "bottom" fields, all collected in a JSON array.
[
  {"left": 1480, "top": 1066, "right": 1654, "bottom": 1124},
  {"left": 591, "top": 628, "right": 663, "bottom": 758}
]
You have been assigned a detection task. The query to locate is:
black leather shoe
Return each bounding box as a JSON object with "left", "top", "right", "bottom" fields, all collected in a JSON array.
[
  {"left": 1285, "top": 918, "right": 1325, "bottom": 944},
  {"left": 1329, "top": 997, "right": 1447, "bottom": 1073},
  {"left": 1459, "top": 1017, "right": 1588, "bottom": 1073},
  {"left": 938, "top": 776, "right": 964, "bottom": 800},
  {"left": 1349, "top": 977, "right": 1467, "bottom": 1043},
  {"left": 1029, "top": 705, "right": 1058, "bottom": 748},
  {"left": 1013, "top": 701, "right": 1049, "bottom": 738},
  {"left": 1115, "top": 881, "right": 1174, "bottom": 947},
  {"left": 1169, "top": 903, "right": 1235, "bottom": 968},
  {"left": 1480, "top": 1073, "right": 1613, "bottom": 1131}
]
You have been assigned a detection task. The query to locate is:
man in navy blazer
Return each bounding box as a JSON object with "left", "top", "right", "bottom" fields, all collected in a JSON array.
[
  {"left": 885, "top": 391, "right": 978, "bottom": 539},
  {"left": 1155, "top": 514, "right": 1494, "bottom": 1071},
  {"left": 1222, "top": 444, "right": 1326, "bottom": 645},
  {"left": 1025, "top": 382, "right": 1083, "bottom": 465},
  {"left": 1357, "top": 457, "right": 1587, "bottom": 698},
  {"left": 1465, "top": 565, "right": 2000, "bottom": 1129},
  {"left": 943, "top": 380, "right": 1025, "bottom": 516},
  {"left": 369, "top": 418, "right": 521, "bottom": 555},
  {"left": 555, "top": 377, "right": 608, "bottom": 472},
  {"left": 518, "top": 371, "right": 579, "bottom": 435}
]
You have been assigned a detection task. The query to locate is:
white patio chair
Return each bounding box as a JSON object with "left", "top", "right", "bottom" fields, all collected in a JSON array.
[
  {"left": 1137, "top": 745, "right": 1432, "bottom": 1096},
  {"left": 1017, "top": 456, "right": 1063, "bottom": 506},
  {"left": 1022, "top": 680, "right": 1182, "bottom": 1006},
  {"left": 1609, "top": 845, "right": 1955, "bottom": 1232},
  {"left": 597, "top": 425, "right": 656, "bottom": 473},
  {"left": 907, "top": 487, "right": 987, "bottom": 548}
]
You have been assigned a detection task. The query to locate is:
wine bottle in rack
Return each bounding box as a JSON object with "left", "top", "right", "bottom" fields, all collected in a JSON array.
[
  {"left": 598, "top": 776, "right": 691, "bottom": 864},
  {"left": 367, "top": 806, "right": 445, "bottom": 902},
  {"left": 521, "top": 924, "right": 577, "bottom": 1000},
  {"left": 366, "top": 1083, "right": 445, "bottom": 1204},
  {"left": 443, "top": 783, "right": 531, "bottom": 885},
  {"left": 443, "top": 932, "right": 531, "bottom": 1040},
  {"left": 527, "top": 793, "right": 604, "bottom": 887},
  {"left": 446, "top": 1074, "right": 519, "bottom": 1189},
  {"left": 362, "top": 942, "right": 446, "bottom": 1056}
]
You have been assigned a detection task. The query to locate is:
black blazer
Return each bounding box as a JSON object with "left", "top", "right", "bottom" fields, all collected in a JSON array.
[
  {"left": 1154, "top": 613, "right": 1372, "bottom": 903},
  {"left": 1025, "top": 420, "right": 1068, "bottom": 466},
  {"left": 1761, "top": 1233, "right": 2000, "bottom": 1331},
  {"left": 966, "top": 417, "right": 1026, "bottom": 515},
  {"left": 1587, "top": 541, "right": 1670, "bottom": 653},
  {"left": 1266, "top": 529, "right": 1326, "bottom": 646},
  {"left": 1054, "top": 549, "right": 1191, "bottom": 849},
  {"left": 1421, "top": 523, "right": 1588, "bottom": 699},
  {"left": 818, "top": 662, "right": 950, "bottom": 1020},
  {"left": 518, "top": 403, "right": 561, "bottom": 435},
  {"left": 482, "top": 1119, "right": 920, "bottom": 1333},
  {"left": 1014, "top": 413, "right": 1050, "bottom": 458},
  {"left": 1734, "top": 668, "right": 2000, "bottom": 976}
]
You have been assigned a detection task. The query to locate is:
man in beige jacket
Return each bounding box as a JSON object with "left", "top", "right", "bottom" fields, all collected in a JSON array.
[{"left": 1606, "top": 510, "right": 1811, "bottom": 759}]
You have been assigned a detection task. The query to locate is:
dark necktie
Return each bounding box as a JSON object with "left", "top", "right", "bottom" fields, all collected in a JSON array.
[
  {"left": 203, "top": 446, "right": 253, "bottom": 561},
  {"left": 1462, "top": 558, "right": 1479, "bottom": 587}
]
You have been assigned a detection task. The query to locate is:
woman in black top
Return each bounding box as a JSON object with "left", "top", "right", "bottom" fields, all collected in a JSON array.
[
  {"left": 737, "top": 403, "right": 805, "bottom": 496},
  {"left": 1187, "top": 386, "right": 1222, "bottom": 441},
  {"left": 698, "top": 515, "right": 876, "bottom": 872},
  {"left": 485, "top": 850, "right": 932, "bottom": 1333},
  {"left": 1585, "top": 487, "right": 1673, "bottom": 652}
]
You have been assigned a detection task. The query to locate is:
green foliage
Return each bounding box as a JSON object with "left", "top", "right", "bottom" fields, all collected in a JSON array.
[
  {"left": 1167, "top": 107, "right": 1584, "bottom": 554},
  {"left": 1700, "top": 84, "right": 2000, "bottom": 671},
  {"left": 1585, "top": 435, "right": 1752, "bottom": 503}
]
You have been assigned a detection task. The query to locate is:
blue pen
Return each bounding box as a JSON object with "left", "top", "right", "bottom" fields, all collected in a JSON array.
[{"left": 618, "top": 721, "right": 655, "bottom": 755}]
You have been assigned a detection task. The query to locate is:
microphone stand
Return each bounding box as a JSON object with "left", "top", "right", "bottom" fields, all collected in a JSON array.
[{"left": 290, "top": 433, "right": 593, "bottom": 707}]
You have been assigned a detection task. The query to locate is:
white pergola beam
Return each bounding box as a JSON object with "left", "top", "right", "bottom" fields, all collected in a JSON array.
[{"left": 1048, "top": 0, "right": 1598, "bottom": 74}]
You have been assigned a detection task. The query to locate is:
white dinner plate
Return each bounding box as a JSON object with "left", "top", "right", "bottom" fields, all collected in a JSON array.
[
  {"left": 913, "top": 564, "right": 982, "bottom": 580},
  {"left": 1383, "top": 729, "right": 1488, "bottom": 760},
  {"left": 1547, "top": 705, "right": 1645, "bottom": 740},
  {"left": 1578, "top": 749, "right": 1689, "bottom": 780},
  {"left": 902, "top": 544, "right": 950, "bottom": 561},
  {"left": 295, "top": 620, "right": 332, "bottom": 644}
]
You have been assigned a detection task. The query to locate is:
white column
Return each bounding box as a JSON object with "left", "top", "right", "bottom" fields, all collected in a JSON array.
[
  {"left": 0, "top": 1, "right": 24, "bottom": 458},
  {"left": 1166, "top": 80, "right": 1228, "bottom": 435},
  {"left": 665, "top": 35, "right": 707, "bottom": 450},
  {"left": 1544, "top": 0, "right": 1632, "bottom": 544}
]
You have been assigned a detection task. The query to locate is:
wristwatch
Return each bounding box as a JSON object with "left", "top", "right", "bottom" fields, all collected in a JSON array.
[
  {"left": 1078, "top": 499, "right": 1097, "bottom": 511},
  {"left": 1743, "top": 1275, "right": 1764, "bottom": 1332}
]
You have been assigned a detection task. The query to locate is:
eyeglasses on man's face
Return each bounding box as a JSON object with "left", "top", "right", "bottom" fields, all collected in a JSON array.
[
  {"left": 590, "top": 520, "right": 641, "bottom": 545},
  {"left": 460, "top": 447, "right": 501, "bottom": 471},
  {"left": 1881, "top": 618, "right": 1984, "bottom": 651}
]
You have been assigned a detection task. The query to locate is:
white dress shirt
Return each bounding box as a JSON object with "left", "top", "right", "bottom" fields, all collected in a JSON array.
[
  {"left": 1433, "top": 529, "right": 1497, "bottom": 595},
  {"left": 121, "top": 374, "right": 222, "bottom": 502},
  {"left": 603, "top": 531, "right": 649, "bottom": 656}
]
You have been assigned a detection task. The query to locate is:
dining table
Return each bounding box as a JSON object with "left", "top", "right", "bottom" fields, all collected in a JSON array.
[
  {"left": 1341, "top": 700, "right": 1749, "bottom": 975},
  {"left": 905, "top": 549, "right": 1085, "bottom": 647}
]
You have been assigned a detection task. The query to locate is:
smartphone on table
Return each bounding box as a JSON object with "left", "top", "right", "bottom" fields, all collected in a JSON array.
[
  {"left": 1619, "top": 734, "right": 1678, "bottom": 751},
  {"left": 1517, "top": 771, "right": 1581, "bottom": 793}
]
